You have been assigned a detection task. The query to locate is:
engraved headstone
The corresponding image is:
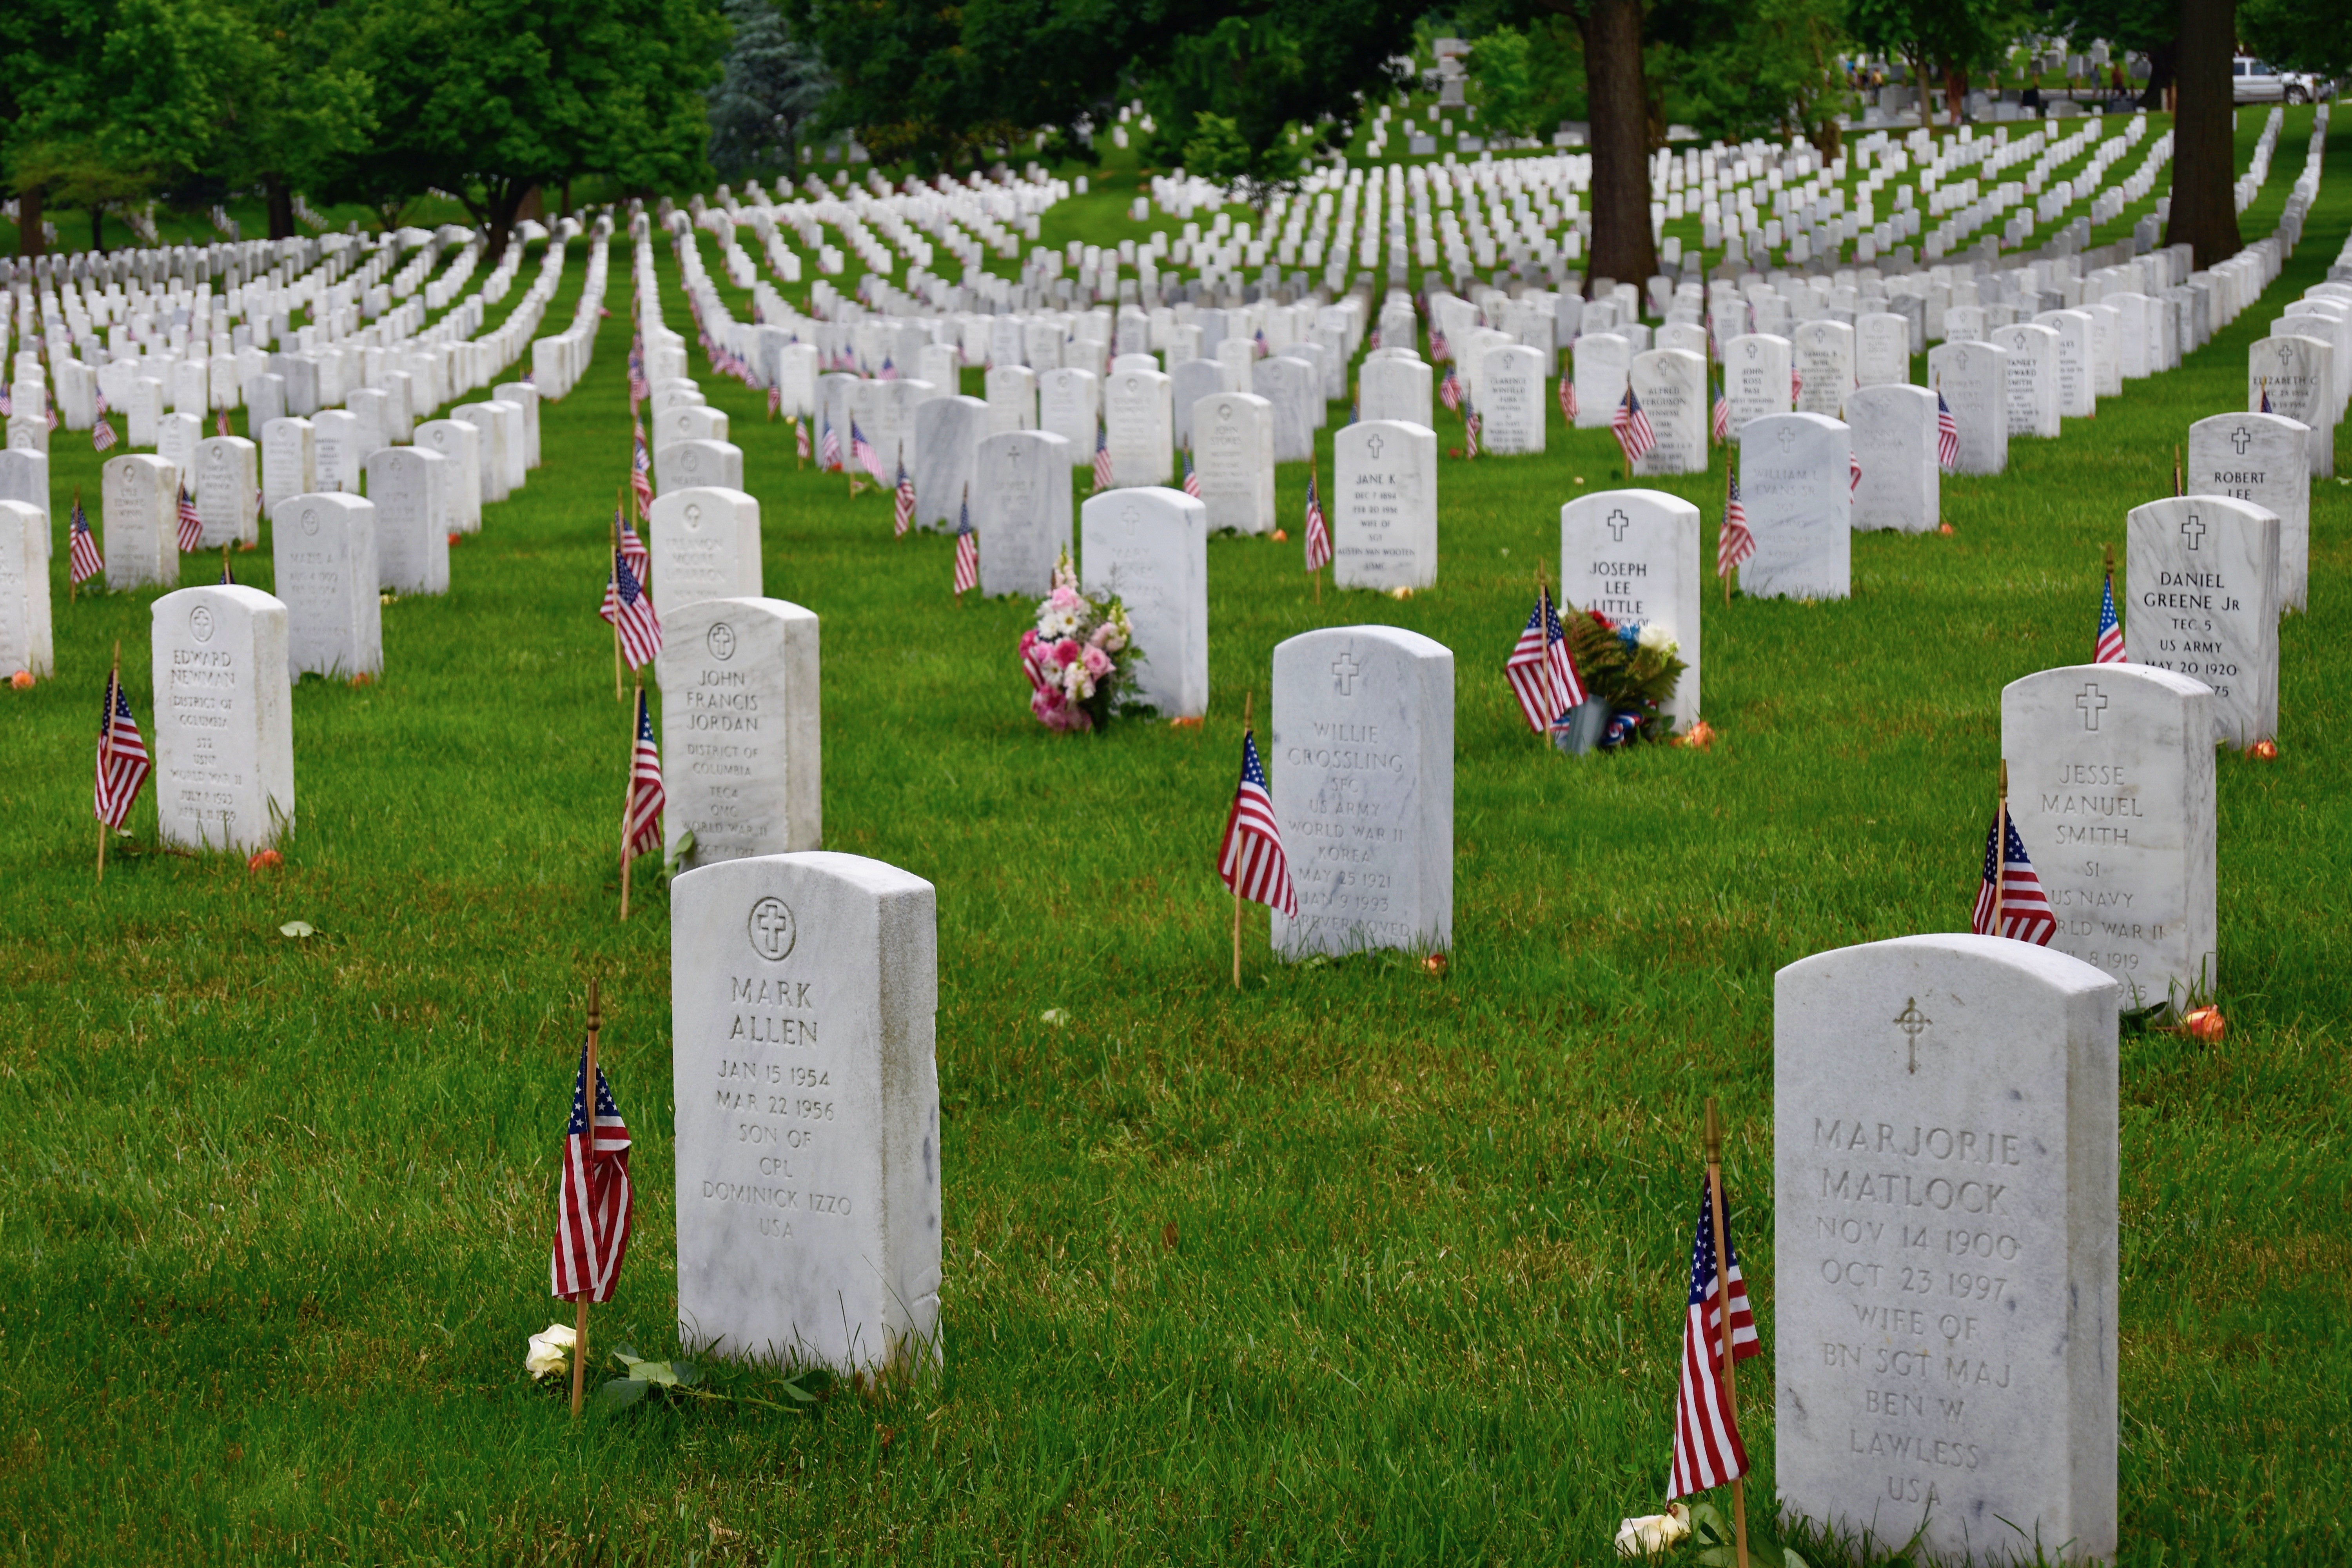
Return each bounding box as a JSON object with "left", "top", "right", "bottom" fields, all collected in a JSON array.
[
  {"left": 1775, "top": 934, "right": 2117, "bottom": 1566},
  {"left": 149, "top": 584, "right": 294, "bottom": 853},
  {"left": 1628, "top": 349, "right": 1705, "bottom": 475},
  {"left": 2125, "top": 495, "right": 2279, "bottom": 748},
  {"left": 365, "top": 446, "right": 451, "bottom": 595},
  {"left": 1856, "top": 312, "right": 1912, "bottom": 387},
  {"left": 1737, "top": 414, "right": 1850, "bottom": 599},
  {"left": 1036, "top": 368, "right": 1100, "bottom": 456},
  {"left": 1192, "top": 394, "right": 1276, "bottom": 536},
  {"left": 0, "top": 450, "right": 47, "bottom": 562},
  {"left": 271, "top": 493, "right": 383, "bottom": 680},
  {"left": 669, "top": 851, "right": 941, "bottom": 1374},
  {"left": 648, "top": 488, "right": 764, "bottom": 618},
  {"left": 2247, "top": 335, "right": 2335, "bottom": 477},
  {"left": 1079, "top": 488, "right": 1208, "bottom": 718},
  {"left": 2036, "top": 311, "right": 2096, "bottom": 418},
  {"left": 1331, "top": 421, "right": 1438, "bottom": 592},
  {"left": 1475, "top": 345, "right": 1546, "bottom": 456},
  {"left": 1103, "top": 368, "right": 1173, "bottom": 487},
  {"left": 2003, "top": 665, "right": 2216, "bottom": 1010},
  {"left": 1991, "top": 324, "right": 2060, "bottom": 439},
  {"left": 260, "top": 417, "right": 315, "bottom": 516},
  {"left": 973, "top": 430, "right": 1073, "bottom": 597},
  {"left": 1924, "top": 341, "right": 2007, "bottom": 475},
  {"left": 414, "top": 419, "right": 483, "bottom": 534},
  {"left": 1360, "top": 353, "right": 1433, "bottom": 427},
  {"left": 1558, "top": 489, "right": 1701, "bottom": 726},
  {"left": 1170, "top": 359, "right": 1224, "bottom": 449},
  {"left": 1571, "top": 333, "right": 1630, "bottom": 429},
  {"left": 1724, "top": 333, "right": 1794, "bottom": 437},
  {"left": 1846, "top": 385, "right": 1940, "bottom": 534},
  {"left": 1252, "top": 356, "right": 1319, "bottom": 462},
  {"left": 104, "top": 454, "right": 181, "bottom": 590},
  {"left": 1792, "top": 320, "right": 1855, "bottom": 418},
  {"left": 982, "top": 364, "right": 1038, "bottom": 437},
  {"left": 2186, "top": 411, "right": 2308, "bottom": 612},
  {"left": 454, "top": 403, "right": 511, "bottom": 503},
  {"left": 1269, "top": 625, "right": 1454, "bottom": 957},
  {"left": 195, "top": 436, "right": 259, "bottom": 548},
  {"left": 657, "top": 439, "right": 746, "bottom": 497},
  {"left": 312, "top": 409, "right": 362, "bottom": 494},
  {"left": 0, "top": 500, "right": 53, "bottom": 679},
  {"left": 657, "top": 597, "right": 822, "bottom": 866}
]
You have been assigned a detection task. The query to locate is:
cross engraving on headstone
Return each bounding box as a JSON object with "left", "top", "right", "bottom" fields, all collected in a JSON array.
[
  {"left": 2229, "top": 424, "right": 2253, "bottom": 456},
  {"left": 1330, "top": 650, "right": 1360, "bottom": 695},
  {"left": 1893, "top": 996, "right": 1932, "bottom": 1075},
  {"left": 1606, "top": 508, "right": 1630, "bottom": 542},
  {"left": 2077, "top": 682, "right": 2108, "bottom": 731},
  {"left": 2181, "top": 512, "right": 2204, "bottom": 550},
  {"left": 1365, "top": 433, "right": 1384, "bottom": 460}
]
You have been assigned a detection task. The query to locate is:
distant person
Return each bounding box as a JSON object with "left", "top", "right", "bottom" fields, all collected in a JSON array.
[{"left": 2021, "top": 82, "right": 2043, "bottom": 114}]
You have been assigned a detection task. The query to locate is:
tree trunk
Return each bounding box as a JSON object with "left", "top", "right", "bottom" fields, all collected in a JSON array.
[
  {"left": 2167, "top": 0, "right": 2242, "bottom": 268},
  {"left": 2139, "top": 40, "right": 2179, "bottom": 111},
  {"left": 265, "top": 174, "right": 295, "bottom": 241},
  {"left": 1913, "top": 51, "right": 1934, "bottom": 136},
  {"left": 1583, "top": 0, "right": 1656, "bottom": 289},
  {"left": 483, "top": 179, "right": 530, "bottom": 263},
  {"left": 90, "top": 206, "right": 106, "bottom": 253},
  {"left": 16, "top": 184, "right": 44, "bottom": 258},
  {"left": 1942, "top": 59, "right": 1969, "bottom": 127}
]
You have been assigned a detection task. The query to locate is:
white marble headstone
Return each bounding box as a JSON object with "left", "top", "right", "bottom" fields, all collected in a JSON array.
[
  {"left": 1571, "top": 333, "right": 1630, "bottom": 429},
  {"left": 1332, "top": 421, "right": 1438, "bottom": 592},
  {"left": 648, "top": 487, "right": 764, "bottom": 617},
  {"left": 2186, "top": 411, "right": 2308, "bottom": 613},
  {"left": 1474, "top": 345, "right": 1546, "bottom": 456},
  {"left": 657, "top": 597, "right": 822, "bottom": 866},
  {"left": 1991, "top": 324, "right": 2060, "bottom": 439},
  {"left": 658, "top": 439, "right": 746, "bottom": 497},
  {"left": 1360, "top": 354, "right": 1433, "bottom": 427},
  {"left": 1792, "top": 320, "right": 1855, "bottom": 418},
  {"left": 973, "top": 430, "right": 1073, "bottom": 597},
  {"left": 0, "top": 500, "right": 53, "bottom": 679},
  {"left": 365, "top": 446, "right": 451, "bottom": 595},
  {"left": 1925, "top": 341, "right": 2008, "bottom": 475},
  {"left": 271, "top": 493, "right": 382, "bottom": 680},
  {"left": 1103, "top": 367, "right": 1174, "bottom": 487},
  {"left": 1723, "top": 333, "right": 1794, "bottom": 437},
  {"left": 2125, "top": 495, "right": 2279, "bottom": 748},
  {"left": 195, "top": 436, "right": 259, "bottom": 549},
  {"left": 1846, "top": 385, "right": 1940, "bottom": 534},
  {"left": 1079, "top": 487, "right": 1207, "bottom": 718},
  {"left": 1192, "top": 394, "right": 1276, "bottom": 536},
  {"left": 104, "top": 454, "right": 181, "bottom": 591},
  {"left": 1269, "top": 625, "right": 1454, "bottom": 958},
  {"left": 670, "top": 852, "right": 940, "bottom": 1374},
  {"left": 1738, "top": 414, "right": 1850, "bottom": 600},
  {"left": 911, "top": 394, "right": 987, "bottom": 532},
  {"left": 414, "top": 419, "right": 483, "bottom": 534},
  {"left": 1629, "top": 349, "right": 1706, "bottom": 475},
  {"left": 150, "top": 584, "right": 295, "bottom": 852},
  {"left": 2247, "top": 334, "right": 2334, "bottom": 477},
  {"left": 1559, "top": 489, "right": 1701, "bottom": 725}
]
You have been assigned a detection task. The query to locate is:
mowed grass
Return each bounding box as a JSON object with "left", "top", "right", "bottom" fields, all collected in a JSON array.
[{"left": 2, "top": 112, "right": 2349, "bottom": 1566}]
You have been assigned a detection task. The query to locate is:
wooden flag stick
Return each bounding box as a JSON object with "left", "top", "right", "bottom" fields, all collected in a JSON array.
[
  {"left": 610, "top": 497, "right": 625, "bottom": 702},
  {"left": 2172, "top": 445, "right": 2182, "bottom": 498},
  {"left": 619, "top": 677, "right": 639, "bottom": 922},
  {"left": 1233, "top": 693, "right": 1251, "bottom": 991},
  {"left": 1705, "top": 1098, "right": 1751, "bottom": 1568},
  {"left": 571, "top": 979, "right": 602, "bottom": 1418},
  {"left": 1993, "top": 759, "right": 2010, "bottom": 936}
]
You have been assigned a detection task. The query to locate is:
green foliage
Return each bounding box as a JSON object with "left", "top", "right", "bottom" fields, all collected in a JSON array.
[
  {"left": 2242, "top": 0, "right": 2352, "bottom": 80},
  {"left": 1179, "top": 113, "right": 1262, "bottom": 185},
  {"left": 1466, "top": 26, "right": 1541, "bottom": 141},
  {"left": 706, "top": 0, "right": 832, "bottom": 179},
  {"left": 1562, "top": 605, "right": 1687, "bottom": 747},
  {"left": 1658, "top": 0, "right": 1851, "bottom": 147}
]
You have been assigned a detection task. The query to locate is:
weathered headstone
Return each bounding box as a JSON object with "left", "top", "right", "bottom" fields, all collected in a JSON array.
[
  {"left": 656, "top": 597, "right": 823, "bottom": 866},
  {"left": 1360, "top": 353, "right": 1434, "bottom": 427},
  {"left": 1103, "top": 368, "right": 1174, "bottom": 487},
  {"left": 271, "top": 493, "right": 383, "bottom": 681},
  {"left": 1856, "top": 312, "right": 1912, "bottom": 387},
  {"left": 1571, "top": 333, "right": 1630, "bottom": 428},
  {"left": 1792, "top": 320, "right": 1855, "bottom": 418},
  {"left": 1192, "top": 394, "right": 1276, "bottom": 536},
  {"left": 648, "top": 488, "right": 765, "bottom": 618},
  {"left": 1079, "top": 488, "right": 1208, "bottom": 718},
  {"left": 658, "top": 439, "right": 746, "bottom": 497},
  {"left": 414, "top": 419, "right": 483, "bottom": 535},
  {"left": 1724, "top": 333, "right": 1794, "bottom": 437},
  {"left": 1775, "top": 933, "right": 2118, "bottom": 1566},
  {"left": 2003, "top": 665, "right": 2217, "bottom": 1010},
  {"left": 669, "top": 851, "right": 941, "bottom": 1373},
  {"left": 1559, "top": 489, "right": 1700, "bottom": 726},
  {"left": 2186, "top": 410, "right": 2308, "bottom": 613},
  {"left": 1991, "top": 324, "right": 2061, "bottom": 439},
  {"left": 1253, "top": 356, "right": 1319, "bottom": 462},
  {"left": 2247, "top": 334, "right": 2335, "bottom": 477},
  {"left": 2126, "top": 495, "right": 2280, "bottom": 748},
  {"left": 1331, "top": 421, "right": 1438, "bottom": 592},
  {"left": 1629, "top": 349, "right": 1706, "bottom": 475},
  {"left": 195, "top": 436, "right": 259, "bottom": 549},
  {"left": 1924, "top": 341, "right": 2008, "bottom": 475},
  {"left": 1737, "top": 414, "right": 1850, "bottom": 599},
  {"left": 104, "top": 454, "right": 181, "bottom": 591},
  {"left": 1846, "top": 385, "right": 1940, "bottom": 533},
  {"left": 973, "top": 430, "right": 1073, "bottom": 597},
  {"left": 366, "top": 446, "right": 451, "bottom": 595},
  {"left": 0, "top": 500, "right": 53, "bottom": 679},
  {"left": 149, "top": 584, "right": 294, "bottom": 853}
]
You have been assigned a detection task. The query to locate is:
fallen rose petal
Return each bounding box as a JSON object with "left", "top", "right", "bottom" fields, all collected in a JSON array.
[
  {"left": 248, "top": 849, "right": 283, "bottom": 871},
  {"left": 2181, "top": 1005, "right": 2225, "bottom": 1044},
  {"left": 9, "top": 670, "right": 31, "bottom": 690}
]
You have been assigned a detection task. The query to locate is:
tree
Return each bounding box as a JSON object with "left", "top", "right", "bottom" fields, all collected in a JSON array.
[
  {"left": 336, "top": 0, "right": 728, "bottom": 255},
  {"left": 706, "top": 0, "right": 832, "bottom": 180},
  {"left": 1847, "top": 0, "right": 2014, "bottom": 132},
  {"left": 2239, "top": 0, "right": 2352, "bottom": 81},
  {"left": 1466, "top": 26, "right": 1542, "bottom": 141},
  {"left": 209, "top": 0, "right": 376, "bottom": 239},
  {"left": 2165, "top": 0, "right": 2239, "bottom": 265},
  {"left": 1661, "top": 0, "right": 1851, "bottom": 152},
  {"left": 2040, "top": 0, "right": 2176, "bottom": 108}
]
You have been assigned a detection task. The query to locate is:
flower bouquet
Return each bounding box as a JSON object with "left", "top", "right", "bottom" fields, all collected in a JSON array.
[
  {"left": 1019, "top": 552, "right": 1144, "bottom": 731},
  {"left": 1561, "top": 609, "right": 1688, "bottom": 749}
]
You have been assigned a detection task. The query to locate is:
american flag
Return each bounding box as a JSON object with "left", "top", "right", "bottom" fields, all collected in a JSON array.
[
  {"left": 1936, "top": 389, "right": 1960, "bottom": 472},
  {"left": 631, "top": 419, "right": 654, "bottom": 512},
  {"left": 549, "top": 1045, "right": 634, "bottom": 1304},
  {"left": 0, "top": 388, "right": 10, "bottom": 417},
  {"left": 2259, "top": 381, "right": 2273, "bottom": 414},
  {"left": 1972, "top": 809, "right": 2058, "bottom": 946},
  {"left": 1431, "top": 327, "right": 1450, "bottom": 363},
  {"left": 1464, "top": 405, "right": 1481, "bottom": 459},
  {"left": 1505, "top": 585, "right": 1583, "bottom": 732},
  {"left": 216, "top": 410, "right": 231, "bottom": 438},
  {"left": 1711, "top": 378, "right": 1730, "bottom": 441},
  {"left": 1718, "top": 467, "right": 1754, "bottom": 578},
  {"left": 1252, "top": 328, "right": 1267, "bottom": 358},
  {"left": 894, "top": 459, "right": 915, "bottom": 537},
  {"left": 1303, "top": 471, "right": 1331, "bottom": 573},
  {"left": 1439, "top": 368, "right": 1463, "bottom": 413},
  {"left": 47, "top": 407, "right": 60, "bottom": 432},
  {"left": 1561, "top": 374, "right": 1578, "bottom": 423},
  {"left": 69, "top": 495, "right": 104, "bottom": 585},
  {"left": 795, "top": 418, "right": 811, "bottom": 464},
  {"left": 851, "top": 419, "right": 879, "bottom": 480},
  {"left": 954, "top": 487, "right": 978, "bottom": 596},
  {"left": 1218, "top": 726, "right": 1297, "bottom": 918},
  {"left": 94, "top": 665, "right": 153, "bottom": 830},
  {"left": 2095, "top": 572, "right": 2127, "bottom": 664},
  {"left": 1850, "top": 448, "right": 1862, "bottom": 492},
  {"left": 1790, "top": 368, "right": 1803, "bottom": 403},
  {"left": 601, "top": 549, "right": 662, "bottom": 668},
  {"left": 176, "top": 488, "right": 203, "bottom": 553},
  {"left": 617, "top": 506, "right": 651, "bottom": 584},
  {"left": 93, "top": 393, "right": 117, "bottom": 452},
  {"left": 626, "top": 686, "right": 665, "bottom": 858},
  {"left": 628, "top": 334, "right": 649, "bottom": 405},
  {"left": 1666, "top": 1177, "right": 1760, "bottom": 1501},
  {"left": 879, "top": 356, "right": 897, "bottom": 381},
  {"left": 1182, "top": 450, "right": 1202, "bottom": 499},
  {"left": 1612, "top": 386, "right": 1657, "bottom": 464},
  {"left": 1093, "top": 419, "right": 1114, "bottom": 490},
  {"left": 767, "top": 385, "right": 780, "bottom": 420},
  {"left": 820, "top": 416, "right": 842, "bottom": 472}
]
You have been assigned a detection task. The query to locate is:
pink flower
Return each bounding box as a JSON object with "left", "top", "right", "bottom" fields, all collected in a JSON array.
[
  {"left": 1047, "top": 586, "right": 1083, "bottom": 614},
  {"left": 1081, "top": 644, "right": 1112, "bottom": 679},
  {"left": 1019, "top": 628, "right": 1040, "bottom": 658},
  {"left": 1052, "top": 639, "right": 1082, "bottom": 668}
]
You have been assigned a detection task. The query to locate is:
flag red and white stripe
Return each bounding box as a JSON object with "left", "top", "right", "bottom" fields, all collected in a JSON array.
[
  {"left": 1303, "top": 471, "right": 1331, "bottom": 573},
  {"left": 954, "top": 486, "right": 978, "bottom": 595},
  {"left": 1182, "top": 450, "right": 1202, "bottom": 499},
  {"left": 1973, "top": 809, "right": 2058, "bottom": 946},
  {"left": 625, "top": 686, "right": 665, "bottom": 859},
  {"left": 1936, "top": 389, "right": 1961, "bottom": 472},
  {"left": 1666, "top": 1176, "right": 1760, "bottom": 1500},
  {"left": 894, "top": 461, "right": 916, "bottom": 537},
  {"left": 601, "top": 550, "right": 662, "bottom": 668},
  {"left": 1218, "top": 727, "right": 1298, "bottom": 918},
  {"left": 69, "top": 497, "right": 104, "bottom": 586},
  {"left": 550, "top": 1046, "right": 633, "bottom": 1304},
  {"left": 1093, "top": 420, "right": 1114, "bottom": 490},
  {"left": 1718, "top": 467, "right": 1754, "bottom": 579},
  {"left": 1612, "top": 386, "right": 1657, "bottom": 465},
  {"left": 177, "top": 488, "right": 204, "bottom": 554},
  {"left": 631, "top": 419, "right": 655, "bottom": 512},
  {"left": 94, "top": 666, "right": 153, "bottom": 829}
]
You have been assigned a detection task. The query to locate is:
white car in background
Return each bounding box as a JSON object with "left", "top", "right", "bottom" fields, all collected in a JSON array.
[{"left": 2233, "top": 57, "right": 2329, "bottom": 104}]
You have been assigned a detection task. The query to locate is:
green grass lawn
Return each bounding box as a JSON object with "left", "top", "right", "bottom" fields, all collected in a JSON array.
[{"left": 2, "top": 113, "right": 2348, "bottom": 1564}]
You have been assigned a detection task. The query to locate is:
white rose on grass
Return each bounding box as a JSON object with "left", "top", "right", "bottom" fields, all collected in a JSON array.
[
  {"left": 1636, "top": 622, "right": 1678, "bottom": 657},
  {"left": 1612, "top": 1503, "right": 1690, "bottom": 1557},
  {"left": 526, "top": 1322, "right": 576, "bottom": 1379}
]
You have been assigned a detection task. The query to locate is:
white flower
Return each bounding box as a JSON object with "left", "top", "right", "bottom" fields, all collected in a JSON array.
[
  {"left": 1636, "top": 622, "right": 1678, "bottom": 657},
  {"left": 1062, "top": 662, "right": 1095, "bottom": 701},
  {"left": 1613, "top": 1503, "right": 1689, "bottom": 1557},
  {"left": 1038, "top": 606, "right": 1081, "bottom": 639},
  {"left": 526, "top": 1322, "right": 576, "bottom": 1379}
]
